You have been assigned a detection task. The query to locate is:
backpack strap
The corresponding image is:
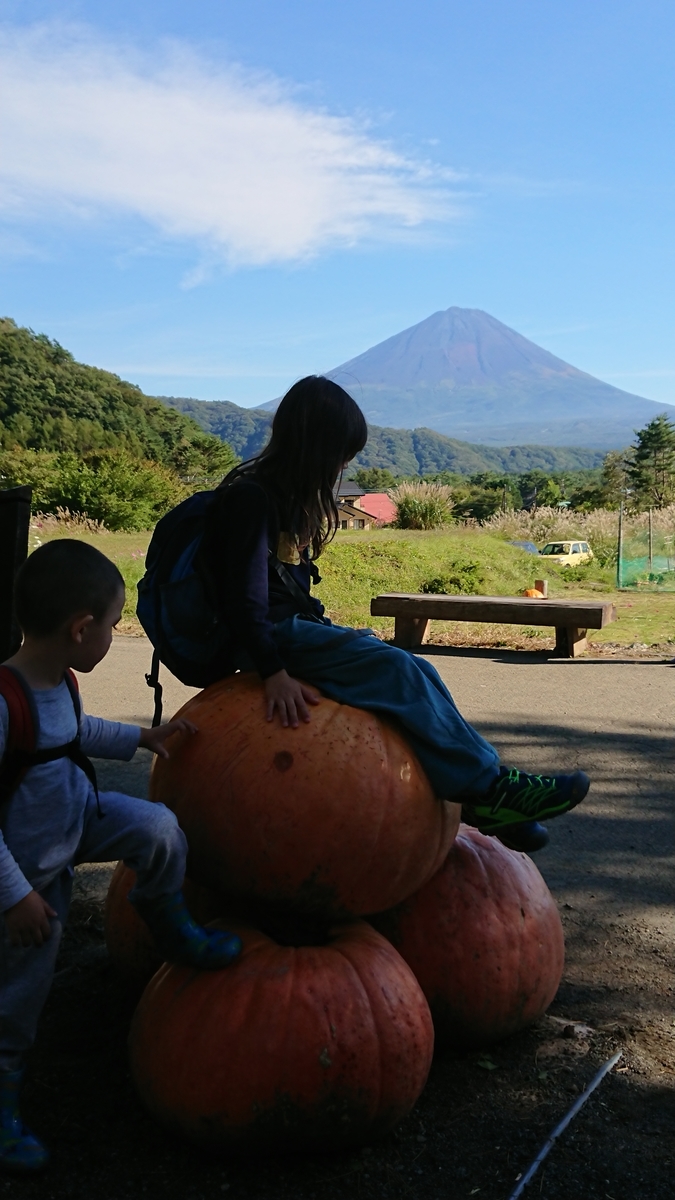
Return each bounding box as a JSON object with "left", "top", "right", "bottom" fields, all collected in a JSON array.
[
  {"left": 145, "top": 648, "right": 164, "bottom": 728},
  {"left": 0, "top": 665, "right": 39, "bottom": 805},
  {"left": 63, "top": 668, "right": 82, "bottom": 719},
  {"left": 0, "top": 666, "right": 102, "bottom": 817},
  {"left": 61, "top": 668, "right": 103, "bottom": 817},
  {"left": 269, "top": 554, "right": 323, "bottom": 620}
]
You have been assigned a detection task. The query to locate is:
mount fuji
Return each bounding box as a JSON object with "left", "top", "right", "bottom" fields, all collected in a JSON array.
[{"left": 262, "top": 307, "right": 672, "bottom": 448}]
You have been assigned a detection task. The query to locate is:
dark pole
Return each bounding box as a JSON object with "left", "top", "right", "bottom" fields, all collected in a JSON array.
[
  {"left": 0, "top": 486, "right": 32, "bottom": 661},
  {"left": 616, "top": 499, "right": 624, "bottom": 589}
]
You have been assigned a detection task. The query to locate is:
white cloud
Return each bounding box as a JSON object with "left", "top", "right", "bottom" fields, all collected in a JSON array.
[{"left": 0, "top": 24, "right": 459, "bottom": 267}]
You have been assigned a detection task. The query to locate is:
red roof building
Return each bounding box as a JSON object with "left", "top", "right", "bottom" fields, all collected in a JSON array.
[{"left": 355, "top": 493, "right": 397, "bottom": 525}]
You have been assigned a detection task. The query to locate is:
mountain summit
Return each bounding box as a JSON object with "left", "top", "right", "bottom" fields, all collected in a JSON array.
[{"left": 266, "top": 308, "right": 671, "bottom": 448}]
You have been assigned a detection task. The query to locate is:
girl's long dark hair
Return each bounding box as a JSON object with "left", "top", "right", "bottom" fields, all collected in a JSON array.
[{"left": 222, "top": 376, "right": 367, "bottom": 558}]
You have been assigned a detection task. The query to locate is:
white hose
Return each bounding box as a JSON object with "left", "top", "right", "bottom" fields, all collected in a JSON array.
[{"left": 507, "top": 1050, "right": 623, "bottom": 1199}]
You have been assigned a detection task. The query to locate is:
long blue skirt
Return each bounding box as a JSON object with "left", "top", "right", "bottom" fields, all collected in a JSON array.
[{"left": 272, "top": 616, "right": 499, "bottom": 799}]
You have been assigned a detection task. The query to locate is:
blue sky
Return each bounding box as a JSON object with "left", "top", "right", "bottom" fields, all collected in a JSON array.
[{"left": 1, "top": 0, "right": 674, "bottom": 409}]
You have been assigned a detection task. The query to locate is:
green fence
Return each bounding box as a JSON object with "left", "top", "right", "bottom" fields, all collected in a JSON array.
[{"left": 617, "top": 508, "right": 675, "bottom": 590}]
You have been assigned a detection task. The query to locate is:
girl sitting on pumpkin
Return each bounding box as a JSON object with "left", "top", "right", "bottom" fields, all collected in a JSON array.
[{"left": 199, "top": 375, "right": 590, "bottom": 854}]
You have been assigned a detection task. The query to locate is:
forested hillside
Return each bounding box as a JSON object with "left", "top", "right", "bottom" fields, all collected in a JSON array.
[
  {"left": 0, "top": 319, "right": 234, "bottom": 477},
  {"left": 160, "top": 395, "right": 606, "bottom": 475},
  {"left": 159, "top": 396, "right": 271, "bottom": 462},
  {"left": 0, "top": 320, "right": 236, "bottom": 528}
]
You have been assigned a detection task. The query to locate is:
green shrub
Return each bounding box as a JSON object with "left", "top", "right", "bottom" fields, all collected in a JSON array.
[
  {"left": 559, "top": 563, "right": 593, "bottom": 582},
  {"left": 421, "top": 560, "right": 483, "bottom": 594},
  {"left": 54, "top": 451, "right": 187, "bottom": 530},
  {"left": 0, "top": 446, "right": 187, "bottom": 530}
]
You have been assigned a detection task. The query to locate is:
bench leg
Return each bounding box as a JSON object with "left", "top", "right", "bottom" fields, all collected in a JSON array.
[
  {"left": 393, "top": 615, "right": 431, "bottom": 649},
  {"left": 555, "top": 625, "right": 588, "bottom": 658}
]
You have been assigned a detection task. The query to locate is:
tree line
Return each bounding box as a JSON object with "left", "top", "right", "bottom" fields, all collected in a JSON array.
[
  {"left": 2, "top": 316, "right": 673, "bottom": 530},
  {"left": 350, "top": 413, "right": 675, "bottom": 520},
  {"left": 0, "top": 319, "right": 237, "bottom": 529}
]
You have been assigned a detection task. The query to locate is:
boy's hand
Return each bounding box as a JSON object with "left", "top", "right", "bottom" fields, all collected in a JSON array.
[
  {"left": 264, "top": 670, "right": 320, "bottom": 728},
  {"left": 139, "top": 718, "right": 198, "bottom": 759},
  {"left": 4, "top": 891, "right": 57, "bottom": 948}
]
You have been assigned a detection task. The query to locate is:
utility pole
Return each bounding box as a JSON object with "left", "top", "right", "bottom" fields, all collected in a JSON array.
[{"left": 616, "top": 500, "right": 624, "bottom": 589}]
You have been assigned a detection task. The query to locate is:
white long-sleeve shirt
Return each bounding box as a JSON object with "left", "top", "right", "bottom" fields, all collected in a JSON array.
[{"left": 0, "top": 678, "right": 140, "bottom": 911}]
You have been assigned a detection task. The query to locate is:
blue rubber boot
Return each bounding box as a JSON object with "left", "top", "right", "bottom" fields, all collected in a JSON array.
[
  {"left": 0, "top": 1070, "right": 49, "bottom": 1174},
  {"left": 464, "top": 767, "right": 590, "bottom": 833},
  {"left": 133, "top": 891, "right": 242, "bottom": 970}
]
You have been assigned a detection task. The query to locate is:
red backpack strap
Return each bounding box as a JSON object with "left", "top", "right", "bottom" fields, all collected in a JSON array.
[
  {"left": 0, "top": 666, "right": 38, "bottom": 803},
  {"left": 0, "top": 666, "right": 37, "bottom": 754}
]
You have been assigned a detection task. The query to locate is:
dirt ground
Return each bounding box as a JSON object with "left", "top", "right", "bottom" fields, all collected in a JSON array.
[{"left": 10, "top": 637, "right": 675, "bottom": 1200}]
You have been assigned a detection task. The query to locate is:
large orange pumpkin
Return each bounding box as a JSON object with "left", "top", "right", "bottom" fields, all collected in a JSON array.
[
  {"left": 371, "top": 826, "right": 564, "bottom": 1049},
  {"left": 104, "top": 863, "right": 227, "bottom": 987},
  {"left": 129, "top": 917, "right": 434, "bottom": 1152},
  {"left": 150, "top": 673, "right": 460, "bottom": 917}
]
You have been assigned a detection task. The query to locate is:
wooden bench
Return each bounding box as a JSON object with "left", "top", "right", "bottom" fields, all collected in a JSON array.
[{"left": 370, "top": 593, "right": 617, "bottom": 658}]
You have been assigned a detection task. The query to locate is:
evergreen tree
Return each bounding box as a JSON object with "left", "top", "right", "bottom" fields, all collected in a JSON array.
[
  {"left": 451, "top": 473, "right": 519, "bottom": 520},
  {"left": 350, "top": 466, "right": 398, "bottom": 491},
  {"left": 568, "top": 451, "right": 627, "bottom": 511},
  {"left": 516, "top": 470, "right": 561, "bottom": 512},
  {"left": 627, "top": 414, "right": 675, "bottom": 508}
]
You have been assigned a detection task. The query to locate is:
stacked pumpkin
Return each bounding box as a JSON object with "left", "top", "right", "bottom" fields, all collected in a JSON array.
[{"left": 106, "top": 673, "right": 564, "bottom": 1154}]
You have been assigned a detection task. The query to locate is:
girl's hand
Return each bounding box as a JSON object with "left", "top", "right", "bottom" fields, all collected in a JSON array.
[
  {"left": 264, "top": 670, "right": 320, "bottom": 728},
  {"left": 139, "top": 718, "right": 198, "bottom": 758},
  {"left": 4, "top": 891, "right": 57, "bottom": 947}
]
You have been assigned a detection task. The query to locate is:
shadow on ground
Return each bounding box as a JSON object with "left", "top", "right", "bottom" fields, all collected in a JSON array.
[{"left": 17, "top": 703, "right": 674, "bottom": 1200}]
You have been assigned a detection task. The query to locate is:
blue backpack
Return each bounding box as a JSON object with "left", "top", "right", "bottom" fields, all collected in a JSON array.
[{"left": 137, "top": 488, "right": 316, "bottom": 724}]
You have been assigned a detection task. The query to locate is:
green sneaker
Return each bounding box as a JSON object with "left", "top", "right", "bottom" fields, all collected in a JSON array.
[{"left": 465, "top": 767, "right": 590, "bottom": 832}]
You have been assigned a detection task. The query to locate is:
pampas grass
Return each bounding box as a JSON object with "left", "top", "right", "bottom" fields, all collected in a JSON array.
[
  {"left": 477, "top": 505, "right": 675, "bottom": 567},
  {"left": 389, "top": 482, "right": 454, "bottom": 530}
]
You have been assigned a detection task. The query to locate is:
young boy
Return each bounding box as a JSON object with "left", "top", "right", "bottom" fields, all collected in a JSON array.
[{"left": 0, "top": 540, "right": 242, "bottom": 1174}]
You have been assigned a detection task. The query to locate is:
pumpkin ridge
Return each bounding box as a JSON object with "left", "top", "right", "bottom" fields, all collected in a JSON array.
[
  {"left": 246, "top": 936, "right": 297, "bottom": 1114},
  {"left": 330, "top": 937, "right": 384, "bottom": 1118},
  {"left": 298, "top": 701, "right": 354, "bottom": 890},
  {"left": 340, "top": 720, "right": 391, "bottom": 904}
]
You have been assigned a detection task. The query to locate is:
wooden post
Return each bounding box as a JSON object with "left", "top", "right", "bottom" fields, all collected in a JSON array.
[
  {"left": 648, "top": 508, "right": 653, "bottom": 573},
  {"left": 555, "top": 625, "right": 588, "bottom": 658},
  {"left": 393, "top": 614, "right": 431, "bottom": 649},
  {"left": 0, "top": 486, "right": 32, "bottom": 661}
]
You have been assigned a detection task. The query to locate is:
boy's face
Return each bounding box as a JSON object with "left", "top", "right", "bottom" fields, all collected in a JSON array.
[{"left": 68, "top": 587, "right": 125, "bottom": 673}]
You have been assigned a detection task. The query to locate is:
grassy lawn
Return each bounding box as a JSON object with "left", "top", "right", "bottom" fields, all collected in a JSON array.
[
  {"left": 30, "top": 520, "right": 674, "bottom": 650},
  {"left": 319, "top": 529, "right": 675, "bottom": 650}
]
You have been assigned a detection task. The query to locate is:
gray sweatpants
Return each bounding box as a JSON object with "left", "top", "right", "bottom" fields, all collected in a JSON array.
[{"left": 0, "top": 791, "right": 186, "bottom": 1072}]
